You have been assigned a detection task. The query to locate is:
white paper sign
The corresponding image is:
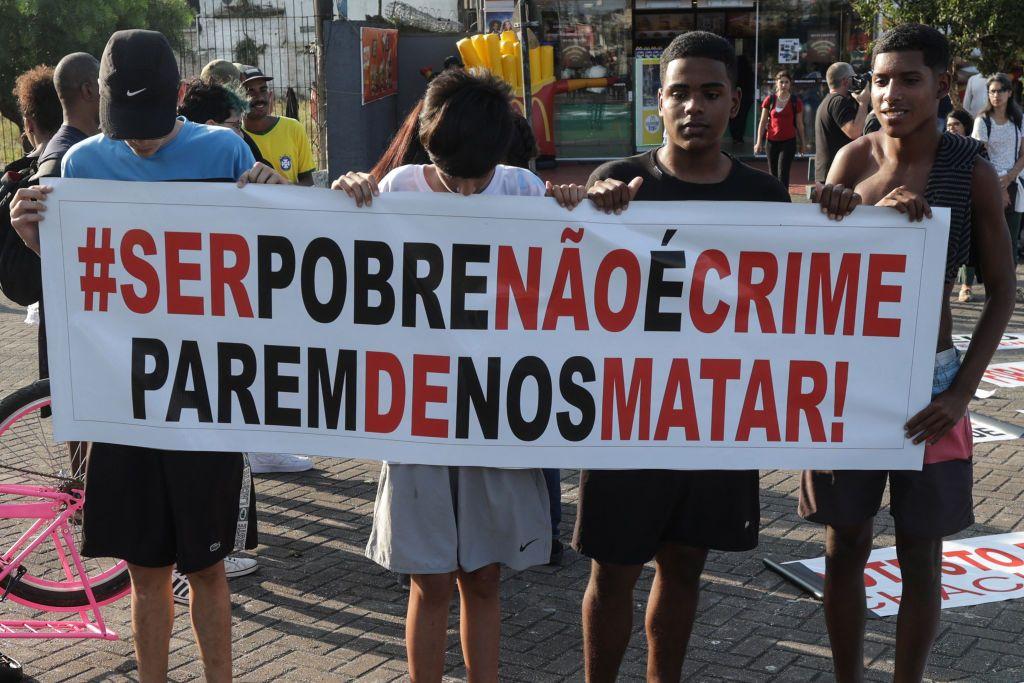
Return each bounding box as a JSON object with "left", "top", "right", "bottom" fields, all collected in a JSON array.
[
  {"left": 953, "top": 332, "right": 1024, "bottom": 351},
  {"left": 778, "top": 38, "right": 801, "bottom": 64},
  {"left": 40, "top": 180, "right": 949, "bottom": 469},
  {"left": 782, "top": 532, "right": 1024, "bottom": 617},
  {"left": 970, "top": 413, "right": 1024, "bottom": 443},
  {"left": 982, "top": 361, "right": 1024, "bottom": 388}
]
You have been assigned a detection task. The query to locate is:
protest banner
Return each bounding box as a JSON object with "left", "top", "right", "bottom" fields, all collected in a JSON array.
[
  {"left": 971, "top": 413, "right": 1024, "bottom": 444},
  {"left": 981, "top": 361, "right": 1024, "bottom": 388},
  {"left": 953, "top": 332, "right": 1024, "bottom": 352},
  {"left": 40, "top": 180, "right": 949, "bottom": 469},
  {"left": 767, "top": 532, "right": 1024, "bottom": 617}
]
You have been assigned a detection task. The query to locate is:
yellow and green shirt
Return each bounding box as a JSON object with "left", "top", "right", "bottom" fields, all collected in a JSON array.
[{"left": 244, "top": 116, "right": 315, "bottom": 183}]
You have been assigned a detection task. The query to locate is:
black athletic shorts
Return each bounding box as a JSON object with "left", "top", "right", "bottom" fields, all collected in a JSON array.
[
  {"left": 572, "top": 469, "right": 760, "bottom": 565},
  {"left": 82, "top": 444, "right": 258, "bottom": 574},
  {"left": 798, "top": 460, "right": 974, "bottom": 539}
]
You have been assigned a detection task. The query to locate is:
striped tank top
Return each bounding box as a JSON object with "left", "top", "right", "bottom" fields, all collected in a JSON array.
[{"left": 924, "top": 132, "right": 987, "bottom": 282}]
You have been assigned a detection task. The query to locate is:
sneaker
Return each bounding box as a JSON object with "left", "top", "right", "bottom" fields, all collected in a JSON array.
[
  {"left": 171, "top": 570, "right": 190, "bottom": 605},
  {"left": 224, "top": 555, "right": 258, "bottom": 578},
  {"left": 246, "top": 452, "right": 314, "bottom": 474},
  {"left": 547, "top": 539, "right": 564, "bottom": 567},
  {"left": 958, "top": 287, "right": 972, "bottom": 303}
]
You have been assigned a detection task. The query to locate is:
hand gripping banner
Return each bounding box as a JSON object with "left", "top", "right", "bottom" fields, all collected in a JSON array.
[{"left": 41, "top": 179, "right": 949, "bottom": 469}]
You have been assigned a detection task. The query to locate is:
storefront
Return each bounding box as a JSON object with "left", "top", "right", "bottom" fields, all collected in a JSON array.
[{"left": 524, "top": 0, "right": 868, "bottom": 160}]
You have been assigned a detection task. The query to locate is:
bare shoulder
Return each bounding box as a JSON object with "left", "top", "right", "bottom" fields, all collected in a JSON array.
[{"left": 827, "top": 134, "right": 876, "bottom": 186}]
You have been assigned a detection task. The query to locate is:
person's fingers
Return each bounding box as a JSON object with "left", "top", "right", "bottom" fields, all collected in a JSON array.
[
  {"left": 904, "top": 404, "right": 935, "bottom": 435},
  {"left": 12, "top": 212, "right": 44, "bottom": 225},
  {"left": 588, "top": 184, "right": 608, "bottom": 213},
  {"left": 358, "top": 179, "right": 373, "bottom": 206},
  {"left": 818, "top": 184, "right": 833, "bottom": 213},
  {"left": 827, "top": 184, "right": 845, "bottom": 218},
  {"left": 571, "top": 185, "right": 585, "bottom": 210},
  {"left": 616, "top": 182, "right": 631, "bottom": 213},
  {"left": 627, "top": 176, "right": 644, "bottom": 199}
]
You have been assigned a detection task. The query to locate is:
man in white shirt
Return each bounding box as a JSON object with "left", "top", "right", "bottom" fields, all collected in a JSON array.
[{"left": 963, "top": 70, "right": 989, "bottom": 118}]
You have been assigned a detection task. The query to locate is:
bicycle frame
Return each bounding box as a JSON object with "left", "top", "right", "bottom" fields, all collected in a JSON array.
[{"left": 0, "top": 483, "right": 125, "bottom": 639}]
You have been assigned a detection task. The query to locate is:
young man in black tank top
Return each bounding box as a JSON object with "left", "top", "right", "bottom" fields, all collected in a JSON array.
[
  {"left": 805, "top": 25, "right": 1014, "bottom": 681},
  {"left": 566, "top": 32, "right": 789, "bottom": 683}
]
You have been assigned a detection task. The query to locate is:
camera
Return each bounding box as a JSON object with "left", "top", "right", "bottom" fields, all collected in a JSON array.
[{"left": 850, "top": 70, "right": 872, "bottom": 92}]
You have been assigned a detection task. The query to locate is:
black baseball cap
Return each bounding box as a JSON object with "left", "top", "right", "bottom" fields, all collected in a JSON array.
[
  {"left": 239, "top": 65, "right": 274, "bottom": 86},
  {"left": 99, "top": 30, "right": 180, "bottom": 140}
]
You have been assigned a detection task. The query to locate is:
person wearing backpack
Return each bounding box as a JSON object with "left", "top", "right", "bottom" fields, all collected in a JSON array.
[
  {"left": 972, "top": 73, "right": 1024, "bottom": 300},
  {"left": 754, "top": 69, "right": 807, "bottom": 189}
]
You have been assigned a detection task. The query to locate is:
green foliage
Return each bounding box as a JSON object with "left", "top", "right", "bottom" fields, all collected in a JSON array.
[
  {"left": 233, "top": 35, "right": 266, "bottom": 67},
  {"left": 0, "top": 0, "right": 194, "bottom": 127},
  {"left": 851, "top": 0, "right": 1024, "bottom": 75}
]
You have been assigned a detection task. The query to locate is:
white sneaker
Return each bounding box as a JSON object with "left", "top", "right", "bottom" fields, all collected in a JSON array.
[
  {"left": 246, "top": 452, "right": 314, "bottom": 474},
  {"left": 171, "top": 556, "right": 257, "bottom": 605},
  {"left": 171, "top": 570, "right": 190, "bottom": 605},
  {"left": 224, "top": 555, "right": 258, "bottom": 578}
]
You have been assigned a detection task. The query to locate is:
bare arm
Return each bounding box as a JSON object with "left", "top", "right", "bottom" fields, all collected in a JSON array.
[
  {"left": 953, "top": 158, "right": 1016, "bottom": 394},
  {"left": 839, "top": 99, "right": 869, "bottom": 140},
  {"left": 796, "top": 110, "right": 807, "bottom": 151},
  {"left": 753, "top": 107, "right": 769, "bottom": 153}
]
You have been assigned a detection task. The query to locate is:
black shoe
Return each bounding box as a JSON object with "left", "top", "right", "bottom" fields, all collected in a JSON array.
[
  {"left": 0, "top": 653, "right": 22, "bottom": 682},
  {"left": 547, "top": 539, "right": 564, "bottom": 566}
]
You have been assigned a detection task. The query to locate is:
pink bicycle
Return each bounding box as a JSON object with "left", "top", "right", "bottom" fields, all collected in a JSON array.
[{"left": 0, "top": 379, "right": 129, "bottom": 640}]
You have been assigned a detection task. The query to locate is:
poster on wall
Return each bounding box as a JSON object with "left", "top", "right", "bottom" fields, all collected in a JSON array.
[
  {"left": 635, "top": 56, "right": 664, "bottom": 149},
  {"left": 778, "top": 38, "right": 801, "bottom": 64},
  {"left": 484, "top": 0, "right": 514, "bottom": 33},
  {"left": 806, "top": 31, "right": 838, "bottom": 63},
  {"left": 360, "top": 27, "right": 398, "bottom": 105}
]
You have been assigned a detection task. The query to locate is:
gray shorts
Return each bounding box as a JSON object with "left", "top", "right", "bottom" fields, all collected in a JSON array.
[{"left": 365, "top": 464, "right": 551, "bottom": 574}]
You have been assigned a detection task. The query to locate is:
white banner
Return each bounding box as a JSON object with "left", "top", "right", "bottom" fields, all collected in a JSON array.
[
  {"left": 40, "top": 179, "right": 949, "bottom": 469},
  {"left": 953, "top": 332, "right": 1024, "bottom": 352},
  {"left": 982, "top": 361, "right": 1024, "bottom": 388},
  {"left": 779, "top": 532, "right": 1024, "bottom": 617},
  {"left": 971, "top": 413, "right": 1024, "bottom": 443}
]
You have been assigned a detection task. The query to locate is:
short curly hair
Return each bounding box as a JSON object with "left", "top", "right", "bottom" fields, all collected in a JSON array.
[
  {"left": 13, "top": 65, "right": 61, "bottom": 137},
  {"left": 178, "top": 78, "right": 250, "bottom": 124}
]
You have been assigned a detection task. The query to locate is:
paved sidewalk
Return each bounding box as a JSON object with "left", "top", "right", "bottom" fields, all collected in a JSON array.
[{"left": 1, "top": 288, "right": 1023, "bottom": 682}]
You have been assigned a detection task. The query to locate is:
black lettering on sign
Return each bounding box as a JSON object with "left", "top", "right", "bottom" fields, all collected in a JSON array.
[
  {"left": 507, "top": 356, "right": 552, "bottom": 441},
  {"left": 131, "top": 337, "right": 169, "bottom": 419},
  {"left": 257, "top": 236, "right": 296, "bottom": 319},
  {"left": 217, "top": 342, "right": 259, "bottom": 424},
  {"left": 301, "top": 237, "right": 347, "bottom": 323},
  {"left": 167, "top": 340, "right": 213, "bottom": 423}
]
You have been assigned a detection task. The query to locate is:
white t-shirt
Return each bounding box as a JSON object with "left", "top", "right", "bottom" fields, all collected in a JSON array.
[
  {"left": 972, "top": 116, "right": 1024, "bottom": 175},
  {"left": 379, "top": 163, "right": 547, "bottom": 197},
  {"left": 963, "top": 73, "right": 990, "bottom": 118},
  {"left": 973, "top": 115, "right": 1024, "bottom": 210}
]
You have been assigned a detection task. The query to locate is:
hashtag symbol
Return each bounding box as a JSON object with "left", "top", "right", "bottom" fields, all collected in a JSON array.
[{"left": 78, "top": 227, "right": 117, "bottom": 312}]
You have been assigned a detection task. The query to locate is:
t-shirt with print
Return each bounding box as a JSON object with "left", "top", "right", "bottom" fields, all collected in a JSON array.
[
  {"left": 971, "top": 116, "right": 1024, "bottom": 177},
  {"left": 62, "top": 118, "right": 254, "bottom": 181},
  {"left": 379, "top": 163, "right": 546, "bottom": 197},
  {"left": 760, "top": 94, "right": 803, "bottom": 142},
  {"left": 243, "top": 116, "right": 315, "bottom": 183},
  {"left": 587, "top": 149, "right": 791, "bottom": 203}
]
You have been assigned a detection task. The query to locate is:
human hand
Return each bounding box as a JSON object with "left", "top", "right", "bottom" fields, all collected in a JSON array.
[
  {"left": 546, "top": 181, "right": 586, "bottom": 210},
  {"left": 236, "top": 162, "right": 289, "bottom": 187},
  {"left": 753, "top": 142, "right": 764, "bottom": 154},
  {"left": 905, "top": 388, "right": 969, "bottom": 445},
  {"left": 331, "top": 171, "right": 379, "bottom": 207},
  {"left": 587, "top": 176, "right": 644, "bottom": 214},
  {"left": 9, "top": 185, "right": 52, "bottom": 255},
  {"left": 817, "top": 183, "right": 861, "bottom": 220},
  {"left": 876, "top": 185, "right": 932, "bottom": 221}
]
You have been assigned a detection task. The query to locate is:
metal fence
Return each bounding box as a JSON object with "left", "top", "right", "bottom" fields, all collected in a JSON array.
[{"left": 179, "top": 0, "right": 324, "bottom": 166}]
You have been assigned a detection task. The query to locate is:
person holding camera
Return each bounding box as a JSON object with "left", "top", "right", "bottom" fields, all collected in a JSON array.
[{"left": 814, "top": 61, "right": 871, "bottom": 184}]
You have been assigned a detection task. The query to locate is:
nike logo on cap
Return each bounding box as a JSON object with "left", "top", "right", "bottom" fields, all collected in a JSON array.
[{"left": 127, "top": 88, "right": 146, "bottom": 97}]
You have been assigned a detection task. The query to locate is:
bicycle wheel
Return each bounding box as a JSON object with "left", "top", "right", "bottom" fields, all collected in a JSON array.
[{"left": 0, "top": 380, "right": 130, "bottom": 609}]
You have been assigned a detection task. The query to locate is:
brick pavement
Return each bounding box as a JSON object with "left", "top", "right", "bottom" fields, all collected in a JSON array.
[{"left": 1, "top": 286, "right": 1023, "bottom": 682}]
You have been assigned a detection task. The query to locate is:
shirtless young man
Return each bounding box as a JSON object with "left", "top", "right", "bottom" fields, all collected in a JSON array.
[{"left": 802, "top": 24, "right": 1015, "bottom": 682}]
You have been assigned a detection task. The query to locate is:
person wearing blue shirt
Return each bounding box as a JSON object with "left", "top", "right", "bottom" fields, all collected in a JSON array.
[{"left": 9, "top": 29, "right": 284, "bottom": 683}]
